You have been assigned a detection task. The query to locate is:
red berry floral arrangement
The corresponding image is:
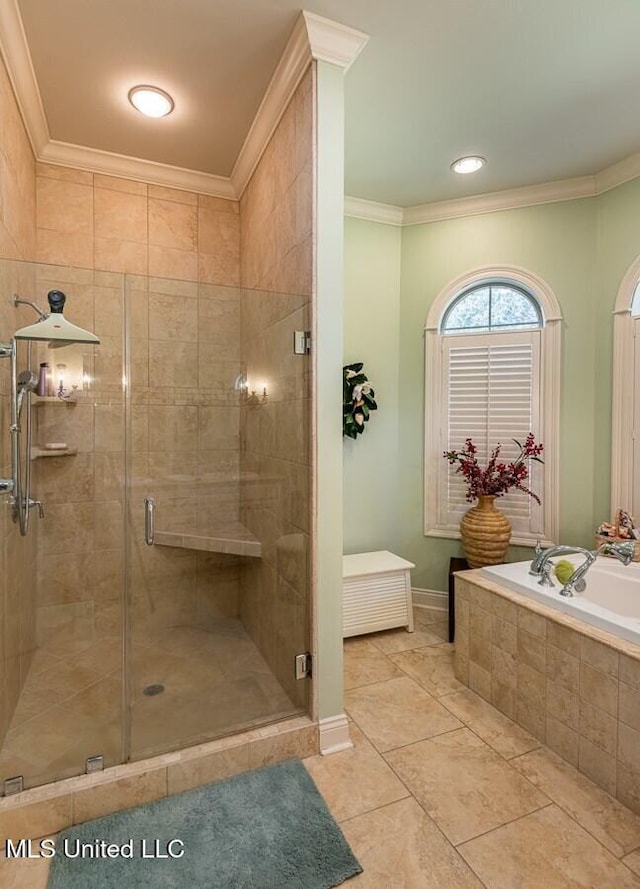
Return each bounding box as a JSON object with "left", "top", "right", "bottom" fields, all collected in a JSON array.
[{"left": 443, "top": 433, "right": 544, "bottom": 503}]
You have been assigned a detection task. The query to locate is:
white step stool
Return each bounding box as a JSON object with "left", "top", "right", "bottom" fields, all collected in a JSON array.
[{"left": 343, "top": 550, "right": 415, "bottom": 638}]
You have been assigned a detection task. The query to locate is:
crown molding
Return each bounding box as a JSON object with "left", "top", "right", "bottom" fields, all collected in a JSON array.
[
  {"left": 0, "top": 0, "right": 48, "bottom": 155},
  {"left": 595, "top": 150, "right": 640, "bottom": 195},
  {"left": 402, "top": 176, "right": 596, "bottom": 225},
  {"left": 230, "top": 13, "right": 313, "bottom": 198},
  {"left": 344, "top": 195, "right": 403, "bottom": 225},
  {"left": 302, "top": 11, "right": 369, "bottom": 71},
  {"left": 231, "top": 12, "right": 369, "bottom": 197},
  {"left": 40, "top": 140, "right": 235, "bottom": 198}
]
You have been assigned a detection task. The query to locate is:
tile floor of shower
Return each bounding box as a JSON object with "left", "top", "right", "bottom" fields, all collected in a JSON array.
[
  {"left": 5, "top": 606, "right": 640, "bottom": 887},
  {"left": 0, "top": 619, "right": 295, "bottom": 788}
]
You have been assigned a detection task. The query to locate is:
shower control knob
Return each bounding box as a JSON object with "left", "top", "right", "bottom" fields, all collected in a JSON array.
[{"left": 28, "top": 498, "right": 45, "bottom": 518}]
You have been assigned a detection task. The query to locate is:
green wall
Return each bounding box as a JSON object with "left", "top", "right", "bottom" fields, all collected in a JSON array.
[
  {"left": 343, "top": 217, "right": 402, "bottom": 554},
  {"left": 345, "top": 183, "right": 640, "bottom": 592}
]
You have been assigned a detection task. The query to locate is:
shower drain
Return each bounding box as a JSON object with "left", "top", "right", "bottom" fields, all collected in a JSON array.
[{"left": 143, "top": 683, "right": 165, "bottom": 696}]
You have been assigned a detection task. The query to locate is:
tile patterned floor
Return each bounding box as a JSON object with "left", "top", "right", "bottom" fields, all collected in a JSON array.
[
  {"left": 4, "top": 606, "right": 640, "bottom": 887},
  {"left": 305, "top": 607, "right": 640, "bottom": 888}
]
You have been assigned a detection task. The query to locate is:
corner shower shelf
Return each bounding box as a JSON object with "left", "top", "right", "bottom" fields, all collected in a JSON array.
[
  {"left": 31, "top": 395, "right": 77, "bottom": 405},
  {"left": 31, "top": 446, "right": 78, "bottom": 459},
  {"left": 153, "top": 522, "right": 262, "bottom": 558}
]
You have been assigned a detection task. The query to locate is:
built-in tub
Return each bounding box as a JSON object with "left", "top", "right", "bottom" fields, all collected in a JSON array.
[
  {"left": 453, "top": 558, "right": 640, "bottom": 815},
  {"left": 481, "top": 556, "right": 640, "bottom": 646}
]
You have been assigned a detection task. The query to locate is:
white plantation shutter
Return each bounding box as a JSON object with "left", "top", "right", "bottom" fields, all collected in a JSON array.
[{"left": 439, "top": 330, "right": 543, "bottom": 536}]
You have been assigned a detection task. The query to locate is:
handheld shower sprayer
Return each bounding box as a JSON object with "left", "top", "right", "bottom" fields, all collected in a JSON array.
[{"left": 16, "top": 370, "right": 37, "bottom": 417}]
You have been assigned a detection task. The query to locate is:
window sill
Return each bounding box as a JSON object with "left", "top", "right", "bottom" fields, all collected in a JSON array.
[{"left": 424, "top": 527, "right": 555, "bottom": 548}]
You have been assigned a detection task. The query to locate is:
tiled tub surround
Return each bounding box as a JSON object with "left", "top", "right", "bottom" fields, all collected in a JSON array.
[{"left": 454, "top": 570, "right": 640, "bottom": 814}]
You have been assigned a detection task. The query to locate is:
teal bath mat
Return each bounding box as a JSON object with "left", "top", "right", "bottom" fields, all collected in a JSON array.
[{"left": 47, "top": 759, "right": 362, "bottom": 889}]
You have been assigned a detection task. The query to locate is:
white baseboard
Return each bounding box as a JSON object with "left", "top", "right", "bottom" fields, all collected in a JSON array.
[
  {"left": 412, "top": 587, "right": 448, "bottom": 612},
  {"left": 319, "top": 713, "right": 353, "bottom": 755}
]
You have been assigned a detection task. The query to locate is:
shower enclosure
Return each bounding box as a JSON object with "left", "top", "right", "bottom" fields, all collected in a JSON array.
[{"left": 0, "top": 259, "right": 311, "bottom": 794}]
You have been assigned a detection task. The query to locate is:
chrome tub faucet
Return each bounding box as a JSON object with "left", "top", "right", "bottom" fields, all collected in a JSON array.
[{"left": 529, "top": 540, "right": 635, "bottom": 597}]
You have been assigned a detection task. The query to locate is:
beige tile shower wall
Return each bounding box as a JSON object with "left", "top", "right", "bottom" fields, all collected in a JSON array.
[
  {"left": 32, "top": 267, "right": 125, "bottom": 700},
  {"left": 0, "top": 50, "right": 37, "bottom": 745},
  {"left": 32, "top": 164, "right": 246, "bottom": 657},
  {"left": 238, "top": 66, "right": 314, "bottom": 709},
  {"left": 127, "top": 276, "right": 244, "bottom": 641},
  {"left": 36, "top": 169, "right": 240, "bottom": 285},
  {"left": 239, "top": 65, "right": 313, "bottom": 296},
  {"left": 0, "top": 56, "right": 36, "bottom": 262}
]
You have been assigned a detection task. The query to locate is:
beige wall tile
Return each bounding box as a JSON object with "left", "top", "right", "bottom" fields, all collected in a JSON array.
[
  {"left": 547, "top": 622, "right": 581, "bottom": 658},
  {"left": 546, "top": 645, "right": 579, "bottom": 693},
  {"left": 248, "top": 723, "right": 317, "bottom": 768},
  {"left": 517, "top": 606, "right": 546, "bottom": 638},
  {"left": 618, "top": 765, "right": 640, "bottom": 816},
  {"left": 581, "top": 637, "right": 619, "bottom": 677},
  {"left": 94, "top": 174, "right": 147, "bottom": 196},
  {"left": 37, "top": 229, "right": 93, "bottom": 268},
  {"left": 579, "top": 736, "right": 617, "bottom": 795},
  {"left": 469, "top": 662, "right": 492, "bottom": 701},
  {"left": 148, "top": 184, "right": 198, "bottom": 204},
  {"left": 518, "top": 628, "right": 546, "bottom": 673},
  {"left": 579, "top": 699, "right": 617, "bottom": 756},
  {"left": 492, "top": 616, "right": 517, "bottom": 655},
  {"left": 94, "top": 187, "right": 147, "bottom": 242},
  {"left": 491, "top": 594, "right": 517, "bottom": 624},
  {"left": 36, "top": 162, "right": 93, "bottom": 185},
  {"left": 37, "top": 177, "right": 93, "bottom": 235},
  {"left": 580, "top": 662, "right": 618, "bottom": 717},
  {"left": 72, "top": 769, "right": 167, "bottom": 824},
  {"left": 619, "top": 654, "right": 640, "bottom": 690},
  {"left": 167, "top": 744, "right": 249, "bottom": 794},
  {"left": 546, "top": 679, "right": 579, "bottom": 730},
  {"left": 618, "top": 722, "right": 640, "bottom": 773},
  {"left": 94, "top": 236, "right": 148, "bottom": 274},
  {"left": 0, "top": 794, "right": 72, "bottom": 841},
  {"left": 469, "top": 606, "right": 491, "bottom": 670},
  {"left": 149, "top": 197, "right": 197, "bottom": 251},
  {"left": 619, "top": 681, "right": 640, "bottom": 732},
  {"left": 148, "top": 244, "right": 197, "bottom": 281},
  {"left": 546, "top": 716, "right": 579, "bottom": 766},
  {"left": 148, "top": 291, "right": 198, "bottom": 341}
]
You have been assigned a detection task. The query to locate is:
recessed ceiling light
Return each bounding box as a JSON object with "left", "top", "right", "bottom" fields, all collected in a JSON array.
[
  {"left": 451, "top": 156, "right": 486, "bottom": 175},
  {"left": 128, "top": 85, "right": 174, "bottom": 118}
]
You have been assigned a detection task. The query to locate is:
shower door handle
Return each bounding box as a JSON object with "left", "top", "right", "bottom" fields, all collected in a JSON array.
[{"left": 144, "top": 496, "right": 155, "bottom": 546}]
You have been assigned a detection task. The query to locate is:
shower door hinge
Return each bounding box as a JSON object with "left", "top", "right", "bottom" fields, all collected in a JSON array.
[
  {"left": 293, "top": 331, "right": 311, "bottom": 355},
  {"left": 294, "top": 652, "right": 312, "bottom": 680},
  {"left": 3, "top": 775, "right": 23, "bottom": 795},
  {"left": 86, "top": 754, "right": 104, "bottom": 774}
]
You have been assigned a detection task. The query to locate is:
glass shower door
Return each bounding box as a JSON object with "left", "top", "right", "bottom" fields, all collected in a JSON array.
[
  {"left": 0, "top": 261, "right": 126, "bottom": 793},
  {"left": 125, "top": 275, "right": 311, "bottom": 761}
]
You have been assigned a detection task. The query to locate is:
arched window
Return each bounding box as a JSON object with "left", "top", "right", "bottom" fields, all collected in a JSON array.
[
  {"left": 424, "top": 268, "right": 561, "bottom": 546},
  {"left": 441, "top": 283, "right": 543, "bottom": 334},
  {"left": 611, "top": 259, "right": 640, "bottom": 516}
]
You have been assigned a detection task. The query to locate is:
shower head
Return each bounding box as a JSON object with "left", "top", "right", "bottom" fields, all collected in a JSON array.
[{"left": 14, "top": 291, "right": 100, "bottom": 345}]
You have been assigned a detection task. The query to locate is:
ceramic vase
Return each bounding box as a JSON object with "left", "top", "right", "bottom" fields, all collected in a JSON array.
[{"left": 459, "top": 494, "right": 511, "bottom": 568}]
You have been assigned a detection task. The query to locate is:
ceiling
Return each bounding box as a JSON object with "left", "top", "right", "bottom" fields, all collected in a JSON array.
[{"left": 14, "top": 0, "right": 640, "bottom": 207}]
